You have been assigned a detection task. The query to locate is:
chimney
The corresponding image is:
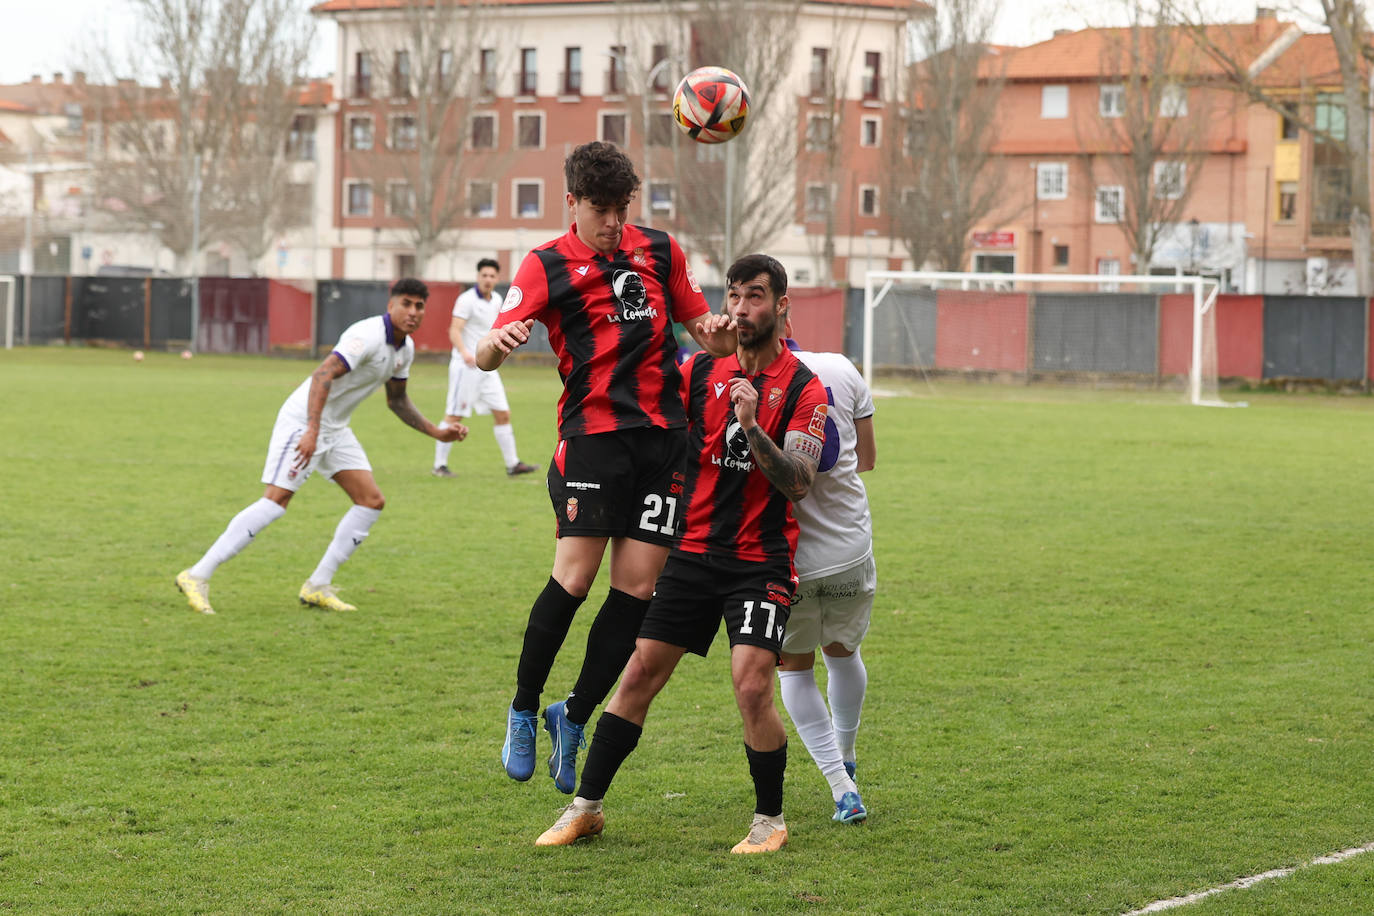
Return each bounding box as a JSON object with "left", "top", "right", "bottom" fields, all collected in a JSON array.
[
  {"left": 52, "top": 72, "right": 64, "bottom": 84},
  {"left": 1053, "top": 28, "right": 1074, "bottom": 38},
  {"left": 1256, "top": 6, "right": 1276, "bottom": 19},
  {"left": 160, "top": 76, "right": 171, "bottom": 90},
  {"left": 73, "top": 71, "right": 86, "bottom": 86},
  {"left": 30, "top": 74, "right": 42, "bottom": 84}
]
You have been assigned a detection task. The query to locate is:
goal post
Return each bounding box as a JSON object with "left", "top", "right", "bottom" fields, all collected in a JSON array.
[
  {"left": 861, "top": 270, "right": 1239, "bottom": 407},
  {"left": 0, "top": 275, "right": 15, "bottom": 351}
]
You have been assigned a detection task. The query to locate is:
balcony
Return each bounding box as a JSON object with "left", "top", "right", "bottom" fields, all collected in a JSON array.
[
  {"left": 515, "top": 72, "right": 538, "bottom": 97},
  {"left": 351, "top": 74, "right": 372, "bottom": 99},
  {"left": 559, "top": 70, "right": 582, "bottom": 97}
]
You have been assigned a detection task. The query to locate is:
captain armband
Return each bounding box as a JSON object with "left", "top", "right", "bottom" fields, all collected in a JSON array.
[{"left": 784, "top": 430, "right": 823, "bottom": 463}]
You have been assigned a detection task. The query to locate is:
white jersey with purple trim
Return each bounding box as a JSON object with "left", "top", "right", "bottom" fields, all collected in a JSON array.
[
  {"left": 279, "top": 314, "right": 414, "bottom": 434},
  {"left": 452, "top": 286, "right": 502, "bottom": 357},
  {"left": 790, "top": 348, "right": 875, "bottom": 581}
]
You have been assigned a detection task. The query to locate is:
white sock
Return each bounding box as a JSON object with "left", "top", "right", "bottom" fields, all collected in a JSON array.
[
  {"left": 494, "top": 423, "right": 520, "bottom": 469},
  {"left": 434, "top": 422, "right": 453, "bottom": 468},
  {"left": 190, "top": 498, "right": 286, "bottom": 580},
  {"left": 572, "top": 796, "right": 602, "bottom": 814},
  {"left": 823, "top": 650, "right": 868, "bottom": 764},
  {"left": 309, "top": 505, "right": 382, "bottom": 585},
  {"left": 779, "top": 668, "right": 857, "bottom": 801}
]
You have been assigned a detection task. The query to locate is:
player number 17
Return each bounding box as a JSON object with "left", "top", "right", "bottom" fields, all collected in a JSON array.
[
  {"left": 739, "top": 600, "right": 779, "bottom": 638},
  {"left": 638, "top": 493, "right": 679, "bottom": 535}
]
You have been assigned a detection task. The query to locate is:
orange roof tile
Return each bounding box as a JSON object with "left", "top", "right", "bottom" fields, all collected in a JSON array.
[
  {"left": 986, "top": 19, "right": 1292, "bottom": 82},
  {"left": 0, "top": 98, "right": 34, "bottom": 113}
]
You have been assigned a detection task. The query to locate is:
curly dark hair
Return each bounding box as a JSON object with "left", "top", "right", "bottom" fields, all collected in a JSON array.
[
  {"left": 726, "top": 254, "right": 788, "bottom": 298},
  {"left": 564, "top": 141, "right": 641, "bottom": 206},
  {"left": 476, "top": 258, "right": 501, "bottom": 273},
  {"left": 390, "top": 277, "right": 430, "bottom": 300}
]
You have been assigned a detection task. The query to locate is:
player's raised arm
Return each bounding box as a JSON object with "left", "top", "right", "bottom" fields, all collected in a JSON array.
[
  {"left": 476, "top": 319, "right": 535, "bottom": 371},
  {"left": 688, "top": 311, "right": 737, "bottom": 357}
]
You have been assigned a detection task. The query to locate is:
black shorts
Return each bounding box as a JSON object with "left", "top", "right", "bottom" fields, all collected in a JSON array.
[
  {"left": 547, "top": 427, "right": 689, "bottom": 546},
  {"left": 638, "top": 552, "right": 796, "bottom": 657}
]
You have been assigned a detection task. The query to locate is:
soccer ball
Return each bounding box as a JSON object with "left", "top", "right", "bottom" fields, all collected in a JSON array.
[
  {"left": 671, "top": 66, "right": 751, "bottom": 144},
  {"left": 132, "top": 350, "right": 145, "bottom": 362},
  {"left": 180, "top": 349, "right": 193, "bottom": 360}
]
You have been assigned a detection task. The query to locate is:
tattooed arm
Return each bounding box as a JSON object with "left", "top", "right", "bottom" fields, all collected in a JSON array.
[
  {"left": 385, "top": 378, "right": 468, "bottom": 442},
  {"left": 730, "top": 376, "right": 819, "bottom": 502},
  {"left": 292, "top": 353, "right": 349, "bottom": 469}
]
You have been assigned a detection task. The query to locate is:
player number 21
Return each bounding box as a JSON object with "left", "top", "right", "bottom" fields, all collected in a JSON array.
[
  {"left": 638, "top": 493, "right": 679, "bottom": 535},
  {"left": 739, "top": 600, "right": 779, "bottom": 638}
]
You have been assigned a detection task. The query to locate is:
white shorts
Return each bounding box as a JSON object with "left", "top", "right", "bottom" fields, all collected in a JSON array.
[
  {"left": 445, "top": 359, "right": 509, "bottom": 417},
  {"left": 781, "top": 554, "right": 877, "bottom": 654},
  {"left": 260, "top": 418, "right": 371, "bottom": 492}
]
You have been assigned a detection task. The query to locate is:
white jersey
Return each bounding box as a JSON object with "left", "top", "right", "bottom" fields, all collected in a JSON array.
[
  {"left": 279, "top": 314, "right": 414, "bottom": 434},
  {"left": 790, "top": 347, "right": 875, "bottom": 582},
  {"left": 452, "top": 286, "right": 503, "bottom": 357}
]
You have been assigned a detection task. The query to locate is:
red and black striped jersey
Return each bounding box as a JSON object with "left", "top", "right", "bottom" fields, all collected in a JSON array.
[
  {"left": 501, "top": 223, "right": 711, "bottom": 437},
  {"left": 675, "top": 347, "right": 829, "bottom": 565}
]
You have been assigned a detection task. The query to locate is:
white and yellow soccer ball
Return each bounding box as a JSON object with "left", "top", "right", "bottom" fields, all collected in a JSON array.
[{"left": 671, "top": 66, "right": 751, "bottom": 144}]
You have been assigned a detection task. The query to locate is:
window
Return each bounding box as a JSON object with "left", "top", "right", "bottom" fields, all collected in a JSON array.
[
  {"left": 63, "top": 102, "right": 83, "bottom": 133},
  {"left": 805, "top": 183, "right": 832, "bottom": 222},
  {"left": 860, "top": 116, "right": 881, "bottom": 147},
  {"left": 649, "top": 112, "right": 675, "bottom": 146},
  {"left": 515, "top": 181, "right": 542, "bottom": 218},
  {"left": 1279, "top": 101, "right": 1300, "bottom": 140},
  {"left": 601, "top": 112, "right": 627, "bottom": 146},
  {"left": 973, "top": 253, "right": 1014, "bottom": 273},
  {"left": 1099, "top": 84, "right": 1124, "bottom": 118},
  {"left": 396, "top": 253, "right": 416, "bottom": 278},
  {"left": 348, "top": 116, "right": 374, "bottom": 151},
  {"left": 346, "top": 181, "right": 372, "bottom": 216},
  {"left": 651, "top": 44, "right": 670, "bottom": 92},
  {"left": 562, "top": 47, "right": 582, "bottom": 95},
  {"left": 859, "top": 184, "right": 879, "bottom": 217},
  {"left": 480, "top": 49, "right": 497, "bottom": 96},
  {"left": 392, "top": 50, "right": 411, "bottom": 97},
  {"left": 516, "top": 112, "right": 544, "bottom": 149},
  {"left": 862, "top": 52, "right": 881, "bottom": 100},
  {"left": 1095, "top": 185, "right": 1123, "bottom": 222},
  {"left": 353, "top": 52, "right": 372, "bottom": 98},
  {"left": 468, "top": 180, "right": 495, "bottom": 218},
  {"left": 1036, "top": 162, "right": 1068, "bottom": 199},
  {"left": 469, "top": 113, "right": 496, "bottom": 149},
  {"left": 390, "top": 115, "right": 418, "bottom": 151},
  {"left": 439, "top": 50, "right": 454, "bottom": 91},
  {"left": 519, "top": 48, "right": 537, "bottom": 95},
  {"left": 1154, "top": 161, "right": 1186, "bottom": 199},
  {"left": 1159, "top": 83, "right": 1187, "bottom": 117},
  {"left": 1041, "top": 85, "right": 1068, "bottom": 118},
  {"left": 806, "top": 114, "right": 833, "bottom": 151},
  {"left": 388, "top": 181, "right": 415, "bottom": 217},
  {"left": 809, "top": 47, "right": 830, "bottom": 97},
  {"left": 287, "top": 114, "right": 315, "bottom": 160},
  {"left": 1277, "top": 181, "right": 1298, "bottom": 221},
  {"left": 649, "top": 181, "right": 674, "bottom": 217},
  {"left": 1053, "top": 244, "right": 1070, "bottom": 267},
  {"left": 608, "top": 45, "right": 626, "bottom": 95}
]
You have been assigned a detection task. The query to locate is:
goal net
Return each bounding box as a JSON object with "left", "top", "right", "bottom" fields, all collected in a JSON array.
[{"left": 862, "top": 270, "right": 1235, "bottom": 406}]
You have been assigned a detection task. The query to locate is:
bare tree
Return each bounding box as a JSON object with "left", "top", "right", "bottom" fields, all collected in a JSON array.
[
  {"left": 895, "top": 0, "right": 1007, "bottom": 271},
  {"left": 659, "top": 0, "right": 806, "bottom": 273},
  {"left": 87, "top": 0, "right": 313, "bottom": 271},
  {"left": 1169, "top": 0, "right": 1373, "bottom": 293},
  {"left": 1087, "top": 10, "right": 1211, "bottom": 271},
  {"left": 347, "top": 0, "right": 503, "bottom": 274}
]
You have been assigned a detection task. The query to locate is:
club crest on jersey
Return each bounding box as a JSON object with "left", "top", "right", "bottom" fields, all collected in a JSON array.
[
  {"left": 632, "top": 247, "right": 648, "bottom": 266},
  {"left": 713, "top": 416, "right": 754, "bottom": 471},
  {"left": 501, "top": 286, "right": 523, "bottom": 312},
  {"left": 767, "top": 387, "right": 783, "bottom": 409},
  {"left": 566, "top": 497, "right": 579, "bottom": 522},
  {"left": 607, "top": 269, "right": 659, "bottom": 323}
]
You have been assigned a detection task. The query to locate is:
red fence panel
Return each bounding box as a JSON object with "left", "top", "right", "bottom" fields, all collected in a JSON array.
[
  {"left": 267, "top": 279, "right": 313, "bottom": 351},
  {"left": 787, "top": 287, "right": 846, "bottom": 353},
  {"left": 935, "top": 290, "right": 1029, "bottom": 372},
  {"left": 411, "top": 281, "right": 467, "bottom": 353},
  {"left": 1217, "top": 295, "right": 1263, "bottom": 380}
]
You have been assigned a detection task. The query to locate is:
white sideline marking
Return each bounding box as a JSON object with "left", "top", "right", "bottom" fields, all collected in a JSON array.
[{"left": 1123, "top": 842, "right": 1374, "bottom": 914}]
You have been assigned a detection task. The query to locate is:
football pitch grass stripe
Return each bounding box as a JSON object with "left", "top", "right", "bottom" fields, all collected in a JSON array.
[{"left": 1123, "top": 840, "right": 1374, "bottom": 914}]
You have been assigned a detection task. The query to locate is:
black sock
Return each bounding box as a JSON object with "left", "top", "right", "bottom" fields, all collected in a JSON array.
[
  {"left": 512, "top": 577, "right": 585, "bottom": 712},
  {"left": 577, "top": 711, "right": 642, "bottom": 801},
  {"left": 745, "top": 742, "right": 787, "bottom": 817},
  {"left": 564, "top": 588, "right": 651, "bottom": 724}
]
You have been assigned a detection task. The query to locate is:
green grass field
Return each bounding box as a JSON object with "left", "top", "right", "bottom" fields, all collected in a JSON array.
[{"left": 2, "top": 347, "right": 1373, "bottom": 914}]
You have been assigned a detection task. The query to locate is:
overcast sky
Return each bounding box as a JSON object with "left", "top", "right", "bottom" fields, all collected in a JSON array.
[{"left": 0, "top": 0, "right": 1331, "bottom": 87}]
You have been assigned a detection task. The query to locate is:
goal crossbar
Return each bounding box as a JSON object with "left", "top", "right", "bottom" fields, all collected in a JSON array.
[{"left": 862, "top": 270, "right": 1224, "bottom": 406}]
